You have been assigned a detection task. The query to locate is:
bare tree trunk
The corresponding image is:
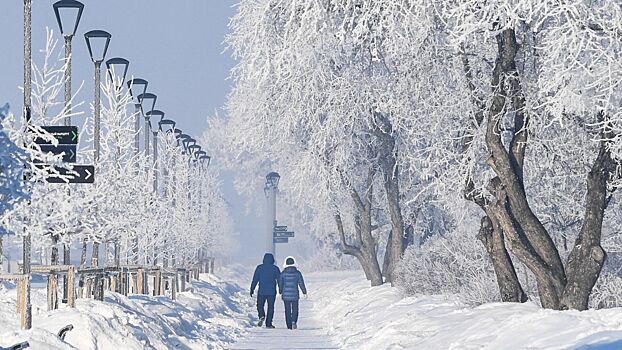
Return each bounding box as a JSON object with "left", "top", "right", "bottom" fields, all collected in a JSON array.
[
  {"left": 461, "top": 51, "right": 528, "bottom": 303},
  {"left": 335, "top": 212, "right": 383, "bottom": 286},
  {"left": 479, "top": 213, "right": 527, "bottom": 302},
  {"left": 484, "top": 28, "right": 567, "bottom": 309},
  {"left": 560, "top": 139, "right": 615, "bottom": 310},
  {"left": 373, "top": 112, "right": 404, "bottom": 285}
]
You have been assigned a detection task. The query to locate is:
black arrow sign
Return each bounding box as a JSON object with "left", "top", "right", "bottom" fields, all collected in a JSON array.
[
  {"left": 39, "top": 145, "right": 77, "bottom": 163},
  {"left": 45, "top": 165, "right": 95, "bottom": 184},
  {"left": 273, "top": 237, "right": 288, "bottom": 244},
  {"left": 35, "top": 126, "right": 78, "bottom": 145},
  {"left": 274, "top": 226, "right": 288, "bottom": 231}
]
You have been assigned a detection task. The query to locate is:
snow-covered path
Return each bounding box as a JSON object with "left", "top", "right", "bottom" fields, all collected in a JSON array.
[{"left": 227, "top": 294, "right": 338, "bottom": 350}]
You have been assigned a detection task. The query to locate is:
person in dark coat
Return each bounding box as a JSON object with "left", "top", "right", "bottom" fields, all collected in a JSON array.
[
  {"left": 279, "top": 256, "right": 307, "bottom": 330},
  {"left": 250, "top": 253, "right": 281, "bottom": 328}
]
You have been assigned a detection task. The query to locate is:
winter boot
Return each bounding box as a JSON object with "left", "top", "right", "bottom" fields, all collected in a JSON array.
[
  {"left": 257, "top": 317, "right": 265, "bottom": 327},
  {"left": 292, "top": 322, "right": 297, "bottom": 329},
  {"left": 266, "top": 325, "right": 275, "bottom": 329}
]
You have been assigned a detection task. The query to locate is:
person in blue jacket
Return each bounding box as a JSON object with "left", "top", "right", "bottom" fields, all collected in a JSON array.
[
  {"left": 250, "top": 253, "right": 281, "bottom": 328},
  {"left": 279, "top": 256, "right": 307, "bottom": 330}
]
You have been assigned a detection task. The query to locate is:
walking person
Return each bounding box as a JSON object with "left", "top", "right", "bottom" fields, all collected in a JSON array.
[
  {"left": 279, "top": 256, "right": 307, "bottom": 330},
  {"left": 250, "top": 253, "right": 281, "bottom": 328}
]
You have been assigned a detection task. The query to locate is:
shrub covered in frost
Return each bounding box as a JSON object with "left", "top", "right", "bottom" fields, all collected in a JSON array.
[{"left": 395, "top": 225, "right": 500, "bottom": 306}]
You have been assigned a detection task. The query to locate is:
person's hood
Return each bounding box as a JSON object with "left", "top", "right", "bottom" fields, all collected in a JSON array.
[
  {"left": 283, "top": 256, "right": 297, "bottom": 269},
  {"left": 262, "top": 253, "right": 275, "bottom": 265}
]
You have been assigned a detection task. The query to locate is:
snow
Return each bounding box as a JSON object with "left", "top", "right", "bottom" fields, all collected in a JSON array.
[
  {"left": 229, "top": 294, "right": 338, "bottom": 349},
  {"left": 308, "top": 271, "right": 622, "bottom": 350},
  {"left": 6, "top": 268, "right": 622, "bottom": 349},
  {"left": 0, "top": 272, "right": 253, "bottom": 349}
]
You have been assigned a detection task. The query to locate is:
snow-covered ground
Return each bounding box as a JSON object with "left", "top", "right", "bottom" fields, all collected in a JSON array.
[
  {"left": 0, "top": 271, "right": 253, "bottom": 349},
  {"left": 309, "top": 271, "right": 622, "bottom": 350},
  {"left": 5, "top": 268, "right": 622, "bottom": 349}
]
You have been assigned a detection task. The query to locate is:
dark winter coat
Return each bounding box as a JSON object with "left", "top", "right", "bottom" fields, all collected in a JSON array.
[
  {"left": 279, "top": 266, "right": 307, "bottom": 301},
  {"left": 250, "top": 253, "right": 281, "bottom": 296}
]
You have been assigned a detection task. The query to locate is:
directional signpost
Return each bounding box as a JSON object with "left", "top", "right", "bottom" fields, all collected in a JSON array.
[
  {"left": 39, "top": 145, "right": 77, "bottom": 163},
  {"left": 34, "top": 126, "right": 78, "bottom": 145},
  {"left": 273, "top": 223, "right": 294, "bottom": 244},
  {"left": 273, "top": 237, "right": 289, "bottom": 244},
  {"left": 45, "top": 165, "right": 95, "bottom": 184},
  {"left": 32, "top": 126, "right": 96, "bottom": 184}
]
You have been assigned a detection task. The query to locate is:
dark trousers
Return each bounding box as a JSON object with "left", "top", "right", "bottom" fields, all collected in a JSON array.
[
  {"left": 284, "top": 300, "right": 299, "bottom": 329},
  {"left": 257, "top": 295, "right": 276, "bottom": 326}
]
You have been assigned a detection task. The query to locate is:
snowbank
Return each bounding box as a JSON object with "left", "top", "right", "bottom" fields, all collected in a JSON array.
[
  {"left": 309, "top": 271, "right": 622, "bottom": 350},
  {"left": 0, "top": 272, "right": 254, "bottom": 349}
]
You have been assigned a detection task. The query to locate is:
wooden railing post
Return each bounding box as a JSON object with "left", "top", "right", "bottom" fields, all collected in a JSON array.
[{"left": 67, "top": 266, "right": 75, "bottom": 307}]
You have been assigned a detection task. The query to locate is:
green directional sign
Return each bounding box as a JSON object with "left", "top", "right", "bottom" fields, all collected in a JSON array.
[{"left": 35, "top": 126, "right": 78, "bottom": 145}]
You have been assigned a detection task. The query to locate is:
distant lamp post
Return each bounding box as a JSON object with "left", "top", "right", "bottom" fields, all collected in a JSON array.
[
  {"left": 127, "top": 78, "right": 148, "bottom": 155},
  {"left": 147, "top": 110, "right": 165, "bottom": 193},
  {"left": 136, "top": 93, "right": 157, "bottom": 156},
  {"left": 84, "top": 30, "right": 111, "bottom": 162},
  {"left": 105, "top": 57, "right": 129, "bottom": 90},
  {"left": 53, "top": 0, "right": 84, "bottom": 126},
  {"left": 264, "top": 172, "right": 280, "bottom": 255},
  {"left": 176, "top": 133, "right": 189, "bottom": 149},
  {"left": 159, "top": 119, "right": 176, "bottom": 134},
  {"left": 146, "top": 110, "right": 165, "bottom": 128},
  {"left": 188, "top": 144, "right": 201, "bottom": 156},
  {"left": 182, "top": 138, "right": 196, "bottom": 155},
  {"left": 194, "top": 150, "right": 206, "bottom": 160},
  {"left": 200, "top": 155, "right": 211, "bottom": 167}
]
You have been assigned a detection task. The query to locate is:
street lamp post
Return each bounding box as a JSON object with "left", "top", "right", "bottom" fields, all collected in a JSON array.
[
  {"left": 137, "top": 93, "right": 157, "bottom": 159},
  {"left": 54, "top": 0, "right": 83, "bottom": 306},
  {"left": 84, "top": 30, "right": 111, "bottom": 163},
  {"left": 127, "top": 78, "right": 148, "bottom": 157},
  {"left": 126, "top": 79, "right": 148, "bottom": 265},
  {"left": 158, "top": 119, "right": 176, "bottom": 269},
  {"left": 146, "top": 110, "right": 164, "bottom": 193},
  {"left": 22, "top": 0, "right": 33, "bottom": 331},
  {"left": 105, "top": 58, "right": 129, "bottom": 270},
  {"left": 264, "top": 172, "right": 280, "bottom": 255},
  {"left": 84, "top": 30, "right": 111, "bottom": 271}
]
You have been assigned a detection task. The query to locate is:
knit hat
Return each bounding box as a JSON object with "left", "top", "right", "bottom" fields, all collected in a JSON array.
[{"left": 283, "top": 256, "right": 296, "bottom": 268}]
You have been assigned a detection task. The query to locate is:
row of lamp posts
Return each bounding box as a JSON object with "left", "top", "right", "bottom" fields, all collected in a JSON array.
[{"left": 19, "top": 0, "right": 212, "bottom": 329}]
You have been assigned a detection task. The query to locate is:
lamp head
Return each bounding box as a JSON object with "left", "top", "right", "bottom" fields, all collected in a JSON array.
[
  {"left": 84, "top": 30, "right": 111, "bottom": 63},
  {"left": 159, "top": 119, "right": 176, "bottom": 133},
  {"left": 136, "top": 93, "right": 157, "bottom": 116},
  {"left": 53, "top": 0, "right": 84, "bottom": 38},
  {"left": 146, "top": 110, "right": 165, "bottom": 122},
  {"left": 126, "top": 78, "right": 148, "bottom": 99},
  {"left": 200, "top": 155, "right": 211, "bottom": 168},
  {"left": 106, "top": 57, "right": 130, "bottom": 88},
  {"left": 266, "top": 172, "right": 280, "bottom": 188}
]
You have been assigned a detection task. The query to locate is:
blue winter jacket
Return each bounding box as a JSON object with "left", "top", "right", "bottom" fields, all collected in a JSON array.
[
  {"left": 250, "top": 253, "right": 281, "bottom": 296},
  {"left": 279, "top": 266, "right": 307, "bottom": 301}
]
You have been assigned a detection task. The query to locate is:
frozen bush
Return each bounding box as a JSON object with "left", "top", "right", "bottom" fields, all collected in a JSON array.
[{"left": 395, "top": 226, "right": 500, "bottom": 306}]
